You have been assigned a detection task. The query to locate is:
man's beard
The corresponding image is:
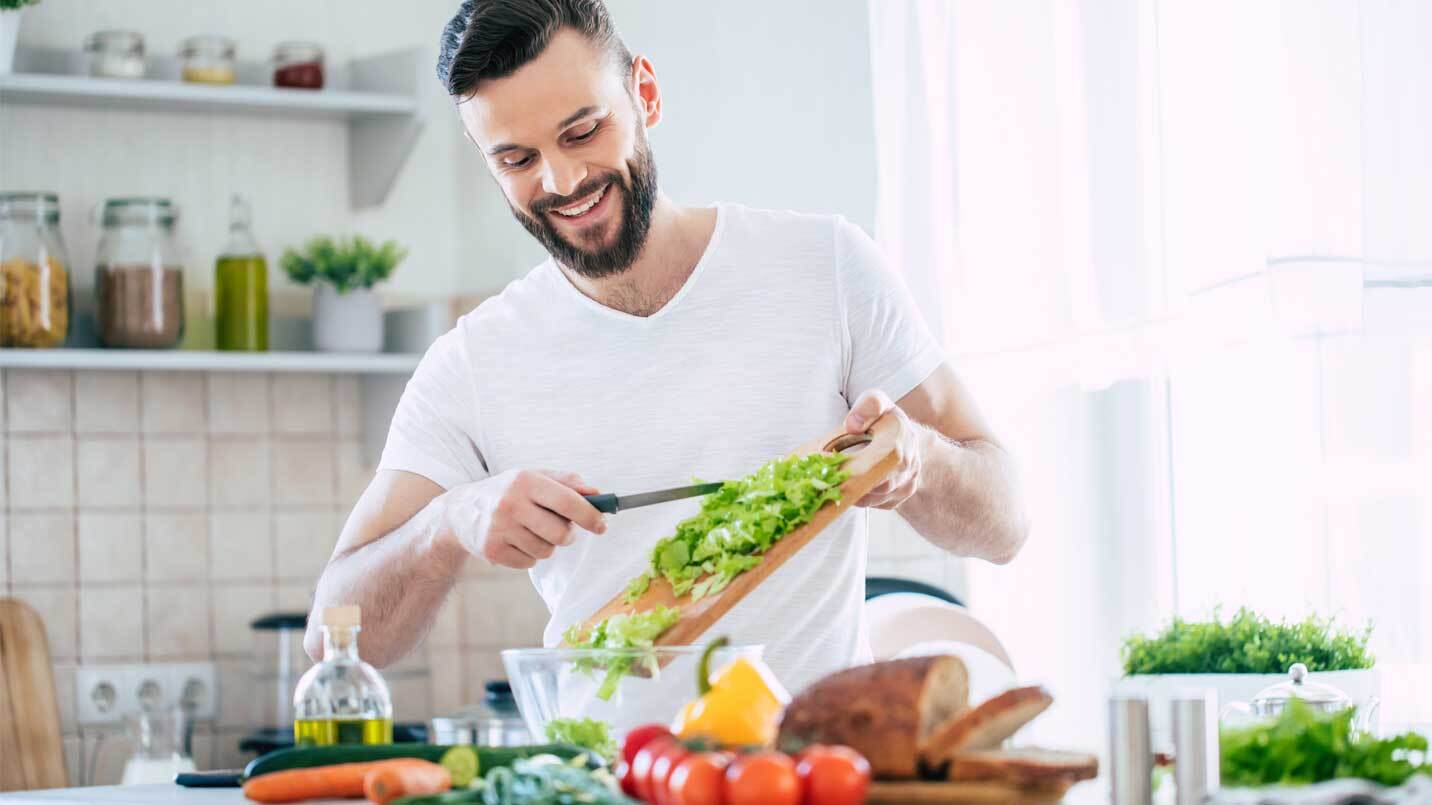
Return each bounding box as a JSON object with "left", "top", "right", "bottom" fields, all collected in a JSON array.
[{"left": 511, "top": 135, "right": 658, "bottom": 280}]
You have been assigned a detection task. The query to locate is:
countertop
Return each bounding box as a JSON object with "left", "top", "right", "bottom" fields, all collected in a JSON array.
[{"left": 0, "top": 785, "right": 306, "bottom": 805}]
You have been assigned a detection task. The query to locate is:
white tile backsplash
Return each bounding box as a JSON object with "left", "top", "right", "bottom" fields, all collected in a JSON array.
[
  {"left": 78, "top": 511, "right": 143, "bottom": 583},
  {"left": 9, "top": 511, "right": 76, "bottom": 585},
  {"left": 273, "top": 509, "right": 335, "bottom": 582},
  {"left": 212, "top": 583, "right": 275, "bottom": 655},
  {"left": 207, "top": 373, "right": 270, "bottom": 435},
  {"left": 143, "top": 438, "right": 209, "bottom": 507},
  {"left": 146, "top": 586, "right": 213, "bottom": 659},
  {"left": 8, "top": 435, "right": 75, "bottom": 508},
  {"left": 13, "top": 585, "right": 78, "bottom": 661},
  {"left": 271, "top": 440, "right": 335, "bottom": 505},
  {"left": 74, "top": 372, "right": 140, "bottom": 434},
  {"left": 272, "top": 375, "right": 334, "bottom": 434},
  {"left": 141, "top": 373, "right": 207, "bottom": 434},
  {"left": 6, "top": 370, "right": 72, "bottom": 433},
  {"left": 144, "top": 511, "right": 209, "bottom": 581},
  {"left": 75, "top": 437, "right": 142, "bottom": 507},
  {"left": 79, "top": 586, "right": 144, "bottom": 661},
  {"left": 209, "top": 439, "right": 271, "bottom": 507},
  {"left": 210, "top": 511, "right": 274, "bottom": 581}
]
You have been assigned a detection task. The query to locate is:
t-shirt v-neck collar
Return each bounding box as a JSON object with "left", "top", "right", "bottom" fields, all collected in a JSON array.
[{"left": 542, "top": 203, "right": 728, "bottom": 325}]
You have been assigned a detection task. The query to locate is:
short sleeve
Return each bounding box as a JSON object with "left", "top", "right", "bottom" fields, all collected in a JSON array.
[
  {"left": 835, "top": 218, "right": 947, "bottom": 404},
  {"left": 377, "top": 327, "right": 489, "bottom": 490}
]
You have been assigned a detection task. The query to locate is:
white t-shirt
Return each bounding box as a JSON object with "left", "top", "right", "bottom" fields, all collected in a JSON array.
[{"left": 379, "top": 202, "right": 944, "bottom": 692}]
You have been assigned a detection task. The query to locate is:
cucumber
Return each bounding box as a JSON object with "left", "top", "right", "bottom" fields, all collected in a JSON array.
[
  {"left": 439, "top": 745, "right": 479, "bottom": 788},
  {"left": 243, "top": 743, "right": 589, "bottom": 780}
]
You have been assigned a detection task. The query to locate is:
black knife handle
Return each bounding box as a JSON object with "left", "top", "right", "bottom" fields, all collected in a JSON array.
[
  {"left": 584, "top": 493, "right": 619, "bottom": 514},
  {"left": 176, "top": 770, "right": 243, "bottom": 788}
]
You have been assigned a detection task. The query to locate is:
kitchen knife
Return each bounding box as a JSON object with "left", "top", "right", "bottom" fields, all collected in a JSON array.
[{"left": 583, "top": 481, "right": 725, "bottom": 514}]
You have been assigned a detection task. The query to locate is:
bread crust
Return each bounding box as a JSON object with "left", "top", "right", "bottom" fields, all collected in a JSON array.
[
  {"left": 920, "top": 684, "right": 1054, "bottom": 770},
  {"left": 948, "top": 749, "right": 1099, "bottom": 787}
]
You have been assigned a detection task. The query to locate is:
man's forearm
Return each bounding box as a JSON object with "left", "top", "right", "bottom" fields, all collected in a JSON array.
[
  {"left": 897, "top": 426, "right": 1029, "bottom": 563},
  {"left": 306, "top": 495, "right": 467, "bottom": 667}
]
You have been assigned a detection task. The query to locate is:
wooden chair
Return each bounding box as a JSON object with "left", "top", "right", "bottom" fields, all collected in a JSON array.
[{"left": 0, "top": 598, "right": 67, "bottom": 791}]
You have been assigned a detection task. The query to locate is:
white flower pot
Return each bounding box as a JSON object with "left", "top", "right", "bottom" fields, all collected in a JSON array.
[
  {"left": 0, "top": 8, "right": 23, "bottom": 76},
  {"left": 312, "top": 284, "right": 383, "bottom": 353},
  {"left": 1115, "top": 668, "right": 1382, "bottom": 749}
]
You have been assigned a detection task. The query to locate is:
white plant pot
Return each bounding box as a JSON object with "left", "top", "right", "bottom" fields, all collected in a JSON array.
[
  {"left": 312, "top": 284, "right": 383, "bottom": 353},
  {"left": 0, "top": 8, "right": 23, "bottom": 76},
  {"left": 1115, "top": 668, "right": 1382, "bottom": 748}
]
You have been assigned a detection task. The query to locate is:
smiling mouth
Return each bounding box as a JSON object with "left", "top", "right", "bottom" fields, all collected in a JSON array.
[{"left": 548, "top": 183, "right": 610, "bottom": 221}]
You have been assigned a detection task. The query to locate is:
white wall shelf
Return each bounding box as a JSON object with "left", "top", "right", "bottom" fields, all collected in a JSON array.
[
  {"left": 0, "top": 47, "right": 428, "bottom": 208},
  {"left": 0, "top": 348, "right": 421, "bottom": 374}
]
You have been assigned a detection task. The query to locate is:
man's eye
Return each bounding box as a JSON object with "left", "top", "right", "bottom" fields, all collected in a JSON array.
[
  {"left": 570, "top": 123, "right": 600, "bottom": 142},
  {"left": 503, "top": 154, "right": 534, "bottom": 169}
]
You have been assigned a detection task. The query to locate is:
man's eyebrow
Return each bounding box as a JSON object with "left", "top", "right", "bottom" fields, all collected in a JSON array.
[{"left": 484, "top": 107, "right": 605, "bottom": 156}]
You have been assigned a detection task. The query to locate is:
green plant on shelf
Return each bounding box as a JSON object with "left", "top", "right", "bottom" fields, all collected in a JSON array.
[
  {"left": 280, "top": 235, "right": 408, "bottom": 294},
  {"left": 1121, "top": 606, "right": 1374, "bottom": 676},
  {"left": 0, "top": 0, "right": 41, "bottom": 10}
]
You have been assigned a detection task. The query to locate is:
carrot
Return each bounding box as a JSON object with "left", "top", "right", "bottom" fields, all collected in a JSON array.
[
  {"left": 242, "top": 759, "right": 440, "bottom": 804},
  {"left": 363, "top": 759, "right": 452, "bottom": 804}
]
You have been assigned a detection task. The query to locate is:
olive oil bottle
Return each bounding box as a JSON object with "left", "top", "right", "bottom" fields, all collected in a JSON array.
[
  {"left": 213, "top": 195, "right": 268, "bottom": 351},
  {"left": 292, "top": 606, "right": 393, "bottom": 746}
]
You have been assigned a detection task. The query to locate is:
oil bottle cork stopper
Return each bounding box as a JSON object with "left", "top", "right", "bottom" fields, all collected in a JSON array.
[{"left": 322, "top": 605, "right": 361, "bottom": 629}]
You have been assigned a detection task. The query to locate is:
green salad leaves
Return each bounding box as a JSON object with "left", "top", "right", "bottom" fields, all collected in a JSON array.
[
  {"left": 562, "top": 606, "right": 680, "bottom": 700},
  {"left": 625, "top": 452, "right": 851, "bottom": 603},
  {"left": 1122, "top": 607, "right": 1374, "bottom": 675},
  {"left": 1221, "top": 699, "right": 1431, "bottom": 787},
  {"left": 544, "top": 718, "right": 617, "bottom": 763}
]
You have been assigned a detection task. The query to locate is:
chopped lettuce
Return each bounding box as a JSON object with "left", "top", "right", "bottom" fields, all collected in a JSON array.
[
  {"left": 544, "top": 717, "right": 618, "bottom": 762},
  {"left": 625, "top": 452, "right": 850, "bottom": 604},
  {"left": 562, "top": 606, "right": 681, "bottom": 700}
]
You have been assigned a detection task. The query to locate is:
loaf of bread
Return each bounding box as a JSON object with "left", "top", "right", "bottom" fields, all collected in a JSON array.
[
  {"left": 777, "top": 655, "right": 969, "bottom": 779},
  {"left": 948, "top": 748, "right": 1099, "bottom": 788},
  {"left": 920, "top": 684, "right": 1053, "bottom": 774}
]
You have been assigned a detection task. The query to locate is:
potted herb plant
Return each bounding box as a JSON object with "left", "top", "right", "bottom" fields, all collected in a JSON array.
[
  {"left": 1115, "top": 608, "right": 1379, "bottom": 741},
  {"left": 281, "top": 235, "right": 407, "bottom": 353},
  {"left": 0, "top": 0, "right": 38, "bottom": 75}
]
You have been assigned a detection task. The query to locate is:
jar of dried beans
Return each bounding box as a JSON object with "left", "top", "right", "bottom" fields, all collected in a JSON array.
[{"left": 93, "top": 198, "right": 186, "bottom": 349}]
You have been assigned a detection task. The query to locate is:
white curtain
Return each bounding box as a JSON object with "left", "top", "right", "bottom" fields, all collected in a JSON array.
[{"left": 869, "top": 0, "right": 1432, "bottom": 746}]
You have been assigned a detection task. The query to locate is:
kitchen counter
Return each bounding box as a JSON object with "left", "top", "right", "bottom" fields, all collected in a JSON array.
[{"left": 0, "top": 785, "right": 298, "bottom": 805}]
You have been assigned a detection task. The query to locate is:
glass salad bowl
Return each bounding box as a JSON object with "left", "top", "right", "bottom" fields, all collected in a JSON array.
[{"left": 502, "top": 644, "right": 764, "bottom": 743}]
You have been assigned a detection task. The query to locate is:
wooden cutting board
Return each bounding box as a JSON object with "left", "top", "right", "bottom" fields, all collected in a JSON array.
[
  {"left": 0, "top": 598, "right": 67, "bottom": 791},
  {"left": 566, "top": 412, "right": 905, "bottom": 650},
  {"left": 867, "top": 780, "right": 1074, "bottom": 803}
]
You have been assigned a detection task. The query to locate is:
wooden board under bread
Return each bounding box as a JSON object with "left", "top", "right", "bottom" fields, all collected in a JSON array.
[
  {"left": 867, "top": 780, "right": 1073, "bottom": 804},
  {"left": 564, "top": 412, "right": 905, "bottom": 652}
]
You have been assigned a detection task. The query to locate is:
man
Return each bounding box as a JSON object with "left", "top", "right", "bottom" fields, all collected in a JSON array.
[{"left": 306, "top": 0, "right": 1028, "bottom": 690}]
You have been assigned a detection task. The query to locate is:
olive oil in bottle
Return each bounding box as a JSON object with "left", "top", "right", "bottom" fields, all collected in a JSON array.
[
  {"left": 291, "top": 606, "right": 393, "bottom": 746},
  {"left": 213, "top": 195, "right": 268, "bottom": 351}
]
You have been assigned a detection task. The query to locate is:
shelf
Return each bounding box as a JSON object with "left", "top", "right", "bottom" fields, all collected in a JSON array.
[
  {"left": 1, "top": 47, "right": 429, "bottom": 208},
  {"left": 0, "top": 348, "right": 421, "bottom": 374}
]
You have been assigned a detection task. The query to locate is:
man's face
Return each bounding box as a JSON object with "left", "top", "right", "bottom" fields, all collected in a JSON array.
[{"left": 458, "top": 30, "right": 658, "bottom": 278}]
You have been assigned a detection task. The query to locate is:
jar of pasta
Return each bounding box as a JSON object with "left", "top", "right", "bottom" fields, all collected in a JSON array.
[
  {"left": 93, "top": 198, "right": 186, "bottom": 349},
  {"left": 0, "top": 192, "right": 72, "bottom": 348}
]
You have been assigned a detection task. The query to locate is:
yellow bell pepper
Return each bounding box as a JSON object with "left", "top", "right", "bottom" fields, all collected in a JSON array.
[{"left": 672, "top": 636, "right": 790, "bottom": 747}]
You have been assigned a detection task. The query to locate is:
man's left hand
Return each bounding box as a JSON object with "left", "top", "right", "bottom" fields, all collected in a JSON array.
[{"left": 843, "top": 389, "right": 924, "bottom": 510}]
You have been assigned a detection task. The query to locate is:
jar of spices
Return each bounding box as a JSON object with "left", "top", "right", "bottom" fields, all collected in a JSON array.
[
  {"left": 180, "top": 35, "right": 237, "bottom": 85},
  {"left": 0, "top": 193, "right": 71, "bottom": 348},
  {"left": 214, "top": 196, "right": 268, "bottom": 351},
  {"left": 272, "top": 42, "right": 324, "bottom": 90},
  {"left": 93, "top": 198, "right": 186, "bottom": 349},
  {"left": 84, "top": 30, "right": 146, "bottom": 79}
]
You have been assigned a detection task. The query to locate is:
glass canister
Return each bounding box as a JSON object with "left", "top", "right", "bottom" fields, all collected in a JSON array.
[
  {"left": 84, "top": 30, "right": 146, "bottom": 79},
  {"left": 94, "top": 198, "right": 186, "bottom": 349},
  {"left": 0, "top": 192, "right": 72, "bottom": 348},
  {"left": 215, "top": 196, "right": 268, "bottom": 351},
  {"left": 273, "top": 42, "right": 325, "bottom": 90},
  {"left": 180, "top": 35, "right": 237, "bottom": 85}
]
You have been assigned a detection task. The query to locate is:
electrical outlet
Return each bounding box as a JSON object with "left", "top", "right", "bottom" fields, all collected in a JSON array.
[{"left": 75, "top": 662, "right": 218, "bottom": 725}]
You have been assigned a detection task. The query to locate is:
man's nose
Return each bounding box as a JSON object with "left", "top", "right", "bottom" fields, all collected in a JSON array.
[{"left": 540, "top": 155, "right": 587, "bottom": 198}]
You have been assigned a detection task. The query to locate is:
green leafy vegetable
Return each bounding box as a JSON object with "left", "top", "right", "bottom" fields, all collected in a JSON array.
[
  {"left": 1122, "top": 607, "right": 1374, "bottom": 675},
  {"left": 1221, "top": 699, "right": 1430, "bottom": 787},
  {"left": 544, "top": 718, "right": 617, "bottom": 763},
  {"left": 626, "top": 452, "right": 851, "bottom": 604},
  {"left": 474, "top": 753, "right": 633, "bottom": 804},
  {"left": 280, "top": 235, "right": 407, "bottom": 293},
  {"left": 562, "top": 607, "right": 680, "bottom": 700}
]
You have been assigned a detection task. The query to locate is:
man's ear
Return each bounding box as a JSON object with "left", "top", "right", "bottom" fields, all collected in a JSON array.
[{"left": 630, "top": 54, "right": 662, "bottom": 130}]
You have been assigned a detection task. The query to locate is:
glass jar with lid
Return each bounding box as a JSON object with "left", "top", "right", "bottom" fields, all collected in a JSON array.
[
  {"left": 273, "top": 42, "right": 325, "bottom": 90},
  {"left": 94, "top": 198, "right": 186, "bottom": 349},
  {"left": 180, "top": 35, "right": 237, "bottom": 85},
  {"left": 0, "top": 192, "right": 72, "bottom": 348},
  {"left": 84, "top": 30, "right": 146, "bottom": 79}
]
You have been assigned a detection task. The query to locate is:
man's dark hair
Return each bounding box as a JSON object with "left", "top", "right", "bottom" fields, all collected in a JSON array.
[{"left": 437, "top": 0, "right": 633, "bottom": 98}]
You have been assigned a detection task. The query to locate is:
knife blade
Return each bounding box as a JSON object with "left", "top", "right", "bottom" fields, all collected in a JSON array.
[{"left": 583, "top": 481, "right": 725, "bottom": 514}]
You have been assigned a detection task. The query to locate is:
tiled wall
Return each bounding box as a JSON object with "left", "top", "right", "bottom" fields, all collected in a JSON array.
[{"left": 0, "top": 367, "right": 549, "bottom": 785}]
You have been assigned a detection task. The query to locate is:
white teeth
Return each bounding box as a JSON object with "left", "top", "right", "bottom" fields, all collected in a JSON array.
[{"left": 554, "top": 185, "right": 606, "bottom": 217}]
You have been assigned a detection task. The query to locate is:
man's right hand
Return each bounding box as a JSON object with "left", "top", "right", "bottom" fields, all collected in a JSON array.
[{"left": 445, "top": 469, "right": 608, "bottom": 569}]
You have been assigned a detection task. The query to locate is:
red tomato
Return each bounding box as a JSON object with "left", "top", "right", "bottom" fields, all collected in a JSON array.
[
  {"left": 650, "top": 742, "right": 694, "bottom": 805},
  {"left": 796, "top": 745, "right": 872, "bottom": 805},
  {"left": 623, "top": 723, "right": 675, "bottom": 766},
  {"left": 668, "top": 752, "right": 730, "bottom": 805},
  {"left": 725, "top": 751, "right": 800, "bottom": 805},
  {"left": 616, "top": 760, "right": 639, "bottom": 798},
  {"left": 632, "top": 736, "right": 678, "bottom": 802}
]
